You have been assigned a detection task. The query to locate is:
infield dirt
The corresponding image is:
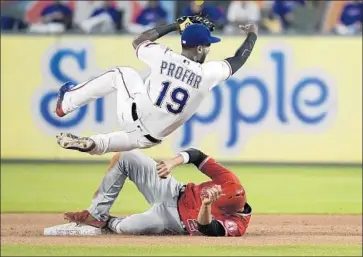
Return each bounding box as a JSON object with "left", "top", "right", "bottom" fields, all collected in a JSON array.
[{"left": 1, "top": 214, "right": 362, "bottom": 246}]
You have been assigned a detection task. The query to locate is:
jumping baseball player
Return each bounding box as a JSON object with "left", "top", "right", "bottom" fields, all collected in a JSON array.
[
  {"left": 64, "top": 148, "right": 252, "bottom": 236},
  {"left": 55, "top": 16, "right": 258, "bottom": 155}
]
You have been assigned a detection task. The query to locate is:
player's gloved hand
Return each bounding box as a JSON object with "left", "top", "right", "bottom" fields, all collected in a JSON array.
[
  {"left": 239, "top": 23, "right": 258, "bottom": 35},
  {"left": 156, "top": 160, "right": 174, "bottom": 179},
  {"left": 194, "top": 15, "right": 215, "bottom": 32},
  {"left": 176, "top": 15, "right": 215, "bottom": 34},
  {"left": 176, "top": 16, "right": 194, "bottom": 34},
  {"left": 200, "top": 185, "right": 223, "bottom": 205}
]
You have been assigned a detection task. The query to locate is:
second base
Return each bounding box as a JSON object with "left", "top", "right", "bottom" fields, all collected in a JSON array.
[{"left": 44, "top": 222, "right": 102, "bottom": 236}]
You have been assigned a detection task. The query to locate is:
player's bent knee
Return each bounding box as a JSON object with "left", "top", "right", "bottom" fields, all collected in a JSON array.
[
  {"left": 119, "top": 66, "right": 139, "bottom": 76},
  {"left": 108, "top": 152, "right": 122, "bottom": 171},
  {"left": 117, "top": 150, "right": 139, "bottom": 163},
  {"left": 116, "top": 150, "right": 146, "bottom": 174},
  {"left": 111, "top": 66, "right": 138, "bottom": 78}
]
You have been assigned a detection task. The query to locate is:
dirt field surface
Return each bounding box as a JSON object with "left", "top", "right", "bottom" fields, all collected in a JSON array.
[{"left": 1, "top": 214, "right": 362, "bottom": 246}]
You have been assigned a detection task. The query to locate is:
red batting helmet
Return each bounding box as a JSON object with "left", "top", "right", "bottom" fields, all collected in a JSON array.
[{"left": 213, "top": 182, "right": 246, "bottom": 214}]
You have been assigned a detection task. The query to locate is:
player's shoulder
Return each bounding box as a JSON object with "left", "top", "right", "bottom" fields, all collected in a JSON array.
[
  {"left": 200, "top": 61, "right": 221, "bottom": 76},
  {"left": 201, "top": 60, "right": 227, "bottom": 71},
  {"left": 200, "top": 60, "right": 232, "bottom": 83},
  {"left": 140, "top": 40, "right": 171, "bottom": 54},
  {"left": 215, "top": 212, "right": 251, "bottom": 236},
  {"left": 137, "top": 41, "right": 170, "bottom": 61}
]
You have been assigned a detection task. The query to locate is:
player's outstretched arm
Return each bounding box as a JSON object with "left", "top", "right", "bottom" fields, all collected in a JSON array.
[
  {"left": 157, "top": 148, "right": 240, "bottom": 184},
  {"left": 132, "top": 15, "right": 212, "bottom": 50},
  {"left": 156, "top": 148, "right": 207, "bottom": 178},
  {"left": 178, "top": 148, "right": 241, "bottom": 185},
  {"left": 156, "top": 154, "right": 185, "bottom": 179},
  {"left": 224, "top": 23, "right": 258, "bottom": 75}
]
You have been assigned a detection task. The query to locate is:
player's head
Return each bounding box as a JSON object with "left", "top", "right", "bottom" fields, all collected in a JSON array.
[
  {"left": 214, "top": 182, "right": 246, "bottom": 214},
  {"left": 181, "top": 24, "right": 221, "bottom": 64}
]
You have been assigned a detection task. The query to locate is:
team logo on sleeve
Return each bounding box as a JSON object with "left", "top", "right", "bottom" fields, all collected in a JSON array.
[
  {"left": 186, "top": 219, "right": 199, "bottom": 232},
  {"left": 224, "top": 220, "right": 237, "bottom": 233}
]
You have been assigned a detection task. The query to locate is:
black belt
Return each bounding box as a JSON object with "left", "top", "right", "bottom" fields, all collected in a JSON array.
[
  {"left": 177, "top": 185, "right": 188, "bottom": 233},
  {"left": 131, "top": 103, "right": 162, "bottom": 144},
  {"left": 178, "top": 185, "right": 186, "bottom": 201}
]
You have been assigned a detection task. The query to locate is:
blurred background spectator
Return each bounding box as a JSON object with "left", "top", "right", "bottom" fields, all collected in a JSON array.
[
  {"left": 28, "top": 0, "right": 73, "bottom": 33},
  {"left": 0, "top": 15, "right": 28, "bottom": 31},
  {"left": 183, "top": 1, "right": 226, "bottom": 30},
  {"left": 270, "top": 0, "right": 305, "bottom": 32},
  {"left": 78, "top": 1, "right": 123, "bottom": 33},
  {"left": 334, "top": 0, "right": 362, "bottom": 35},
  {"left": 135, "top": 0, "right": 167, "bottom": 26},
  {"left": 224, "top": 1, "right": 261, "bottom": 34},
  {"left": 127, "top": 0, "right": 168, "bottom": 34},
  {"left": 0, "top": 0, "right": 362, "bottom": 35}
]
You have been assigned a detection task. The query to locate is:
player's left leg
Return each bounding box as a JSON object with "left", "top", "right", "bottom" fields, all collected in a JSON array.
[
  {"left": 105, "top": 151, "right": 186, "bottom": 235},
  {"left": 56, "top": 66, "right": 160, "bottom": 153},
  {"left": 56, "top": 67, "right": 145, "bottom": 117},
  {"left": 64, "top": 151, "right": 185, "bottom": 233}
]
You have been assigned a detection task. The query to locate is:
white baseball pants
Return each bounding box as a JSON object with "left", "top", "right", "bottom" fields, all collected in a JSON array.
[{"left": 61, "top": 67, "right": 160, "bottom": 154}]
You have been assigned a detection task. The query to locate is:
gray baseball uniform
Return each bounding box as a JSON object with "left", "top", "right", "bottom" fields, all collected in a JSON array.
[{"left": 87, "top": 150, "right": 186, "bottom": 235}]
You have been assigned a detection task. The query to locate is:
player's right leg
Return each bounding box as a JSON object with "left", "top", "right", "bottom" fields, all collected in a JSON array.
[
  {"left": 55, "top": 67, "right": 145, "bottom": 117},
  {"left": 56, "top": 130, "right": 142, "bottom": 154},
  {"left": 55, "top": 125, "right": 161, "bottom": 154}
]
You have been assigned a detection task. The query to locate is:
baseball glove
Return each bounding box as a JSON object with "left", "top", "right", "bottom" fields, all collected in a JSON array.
[{"left": 176, "top": 15, "right": 215, "bottom": 34}]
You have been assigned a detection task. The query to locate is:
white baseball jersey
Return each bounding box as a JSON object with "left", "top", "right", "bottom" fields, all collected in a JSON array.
[{"left": 135, "top": 40, "right": 232, "bottom": 139}]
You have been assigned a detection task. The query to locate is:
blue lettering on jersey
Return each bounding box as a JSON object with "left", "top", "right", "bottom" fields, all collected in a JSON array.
[{"left": 160, "top": 61, "right": 202, "bottom": 88}]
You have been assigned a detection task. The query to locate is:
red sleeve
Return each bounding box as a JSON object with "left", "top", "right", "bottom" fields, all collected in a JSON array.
[
  {"left": 216, "top": 215, "right": 251, "bottom": 237},
  {"left": 199, "top": 157, "right": 241, "bottom": 185}
]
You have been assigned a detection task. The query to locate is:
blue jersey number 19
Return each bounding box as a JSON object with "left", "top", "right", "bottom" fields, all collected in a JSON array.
[{"left": 155, "top": 81, "right": 189, "bottom": 115}]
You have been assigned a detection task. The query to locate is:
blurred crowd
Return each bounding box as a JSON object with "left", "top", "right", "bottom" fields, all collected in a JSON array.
[{"left": 1, "top": 0, "right": 362, "bottom": 35}]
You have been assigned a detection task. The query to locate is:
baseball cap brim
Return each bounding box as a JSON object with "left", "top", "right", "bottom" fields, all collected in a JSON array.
[{"left": 208, "top": 36, "right": 221, "bottom": 44}]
